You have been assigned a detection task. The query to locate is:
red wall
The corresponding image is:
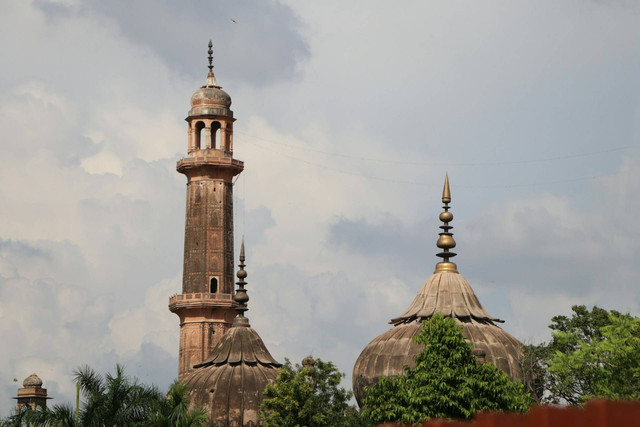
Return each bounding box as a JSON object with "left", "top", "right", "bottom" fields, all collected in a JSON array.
[{"left": 380, "top": 400, "right": 640, "bottom": 427}]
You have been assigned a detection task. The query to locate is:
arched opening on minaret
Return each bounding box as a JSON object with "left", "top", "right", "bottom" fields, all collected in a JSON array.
[
  {"left": 194, "top": 121, "right": 205, "bottom": 150},
  {"left": 210, "top": 121, "right": 221, "bottom": 149},
  {"left": 210, "top": 277, "right": 218, "bottom": 294}
]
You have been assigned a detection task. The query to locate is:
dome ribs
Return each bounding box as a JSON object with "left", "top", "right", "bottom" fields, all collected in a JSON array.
[
  {"left": 243, "top": 331, "right": 258, "bottom": 364},
  {"left": 449, "top": 274, "right": 470, "bottom": 317},
  {"left": 390, "top": 272, "right": 502, "bottom": 325},
  {"left": 227, "top": 366, "right": 245, "bottom": 422},
  {"left": 228, "top": 328, "right": 244, "bottom": 364}
]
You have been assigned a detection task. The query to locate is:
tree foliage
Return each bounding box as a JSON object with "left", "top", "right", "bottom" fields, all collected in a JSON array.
[
  {"left": 362, "top": 314, "right": 531, "bottom": 425},
  {"left": 145, "top": 381, "right": 208, "bottom": 427},
  {"left": 525, "top": 305, "right": 640, "bottom": 405},
  {"left": 259, "top": 357, "right": 369, "bottom": 427},
  {"left": 1, "top": 365, "right": 208, "bottom": 427}
]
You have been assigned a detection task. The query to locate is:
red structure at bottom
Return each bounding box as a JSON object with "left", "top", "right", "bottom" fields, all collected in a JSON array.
[{"left": 381, "top": 400, "right": 640, "bottom": 427}]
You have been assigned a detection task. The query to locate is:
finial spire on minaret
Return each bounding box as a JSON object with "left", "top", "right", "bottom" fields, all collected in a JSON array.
[
  {"left": 233, "top": 237, "right": 250, "bottom": 325},
  {"left": 435, "top": 174, "right": 458, "bottom": 273},
  {"left": 205, "top": 40, "right": 218, "bottom": 87},
  {"left": 207, "top": 40, "right": 214, "bottom": 74}
]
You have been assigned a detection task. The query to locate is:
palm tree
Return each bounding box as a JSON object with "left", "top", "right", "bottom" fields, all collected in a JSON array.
[
  {"left": 2, "top": 366, "right": 209, "bottom": 427},
  {"left": 22, "top": 404, "right": 78, "bottom": 426},
  {"left": 74, "top": 364, "right": 162, "bottom": 426},
  {"left": 146, "top": 381, "right": 208, "bottom": 427}
]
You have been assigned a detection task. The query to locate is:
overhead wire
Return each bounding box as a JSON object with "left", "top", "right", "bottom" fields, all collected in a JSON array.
[
  {"left": 234, "top": 129, "right": 631, "bottom": 167},
  {"left": 238, "top": 130, "right": 629, "bottom": 188}
]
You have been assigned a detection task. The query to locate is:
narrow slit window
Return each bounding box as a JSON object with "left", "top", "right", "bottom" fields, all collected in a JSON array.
[{"left": 210, "top": 277, "right": 218, "bottom": 293}]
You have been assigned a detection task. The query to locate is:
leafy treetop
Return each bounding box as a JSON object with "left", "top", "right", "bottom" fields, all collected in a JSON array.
[{"left": 363, "top": 313, "right": 531, "bottom": 425}]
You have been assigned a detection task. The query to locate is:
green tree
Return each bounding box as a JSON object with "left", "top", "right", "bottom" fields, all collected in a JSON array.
[
  {"left": 362, "top": 313, "right": 531, "bottom": 425},
  {"left": 259, "top": 357, "right": 370, "bottom": 427},
  {"left": 146, "top": 381, "right": 208, "bottom": 427},
  {"left": 73, "top": 364, "right": 161, "bottom": 426},
  {"left": 547, "top": 306, "right": 640, "bottom": 404},
  {"left": 523, "top": 305, "right": 639, "bottom": 405}
]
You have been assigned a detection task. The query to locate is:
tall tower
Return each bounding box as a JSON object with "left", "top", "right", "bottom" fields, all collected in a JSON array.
[{"left": 169, "top": 41, "right": 244, "bottom": 380}]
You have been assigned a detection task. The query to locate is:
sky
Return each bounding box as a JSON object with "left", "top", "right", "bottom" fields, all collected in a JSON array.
[{"left": 1, "top": 0, "right": 639, "bottom": 415}]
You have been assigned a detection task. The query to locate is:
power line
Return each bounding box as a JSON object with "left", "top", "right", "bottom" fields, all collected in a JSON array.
[
  {"left": 242, "top": 137, "right": 621, "bottom": 189},
  {"left": 235, "top": 129, "right": 631, "bottom": 167}
]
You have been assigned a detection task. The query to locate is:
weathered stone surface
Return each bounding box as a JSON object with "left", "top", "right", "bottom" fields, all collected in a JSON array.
[
  {"left": 352, "top": 271, "right": 523, "bottom": 407},
  {"left": 184, "top": 322, "right": 281, "bottom": 427}
]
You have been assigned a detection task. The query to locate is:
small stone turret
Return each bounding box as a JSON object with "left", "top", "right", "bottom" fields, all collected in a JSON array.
[{"left": 13, "top": 373, "right": 51, "bottom": 412}]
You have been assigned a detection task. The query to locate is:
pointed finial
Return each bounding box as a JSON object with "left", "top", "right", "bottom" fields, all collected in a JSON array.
[
  {"left": 435, "top": 174, "right": 458, "bottom": 273},
  {"left": 442, "top": 173, "right": 451, "bottom": 204},
  {"left": 205, "top": 40, "right": 218, "bottom": 87},
  {"left": 233, "top": 237, "right": 250, "bottom": 325},
  {"left": 207, "top": 40, "right": 214, "bottom": 74}
]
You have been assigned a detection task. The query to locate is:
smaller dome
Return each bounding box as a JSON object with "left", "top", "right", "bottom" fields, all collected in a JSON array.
[
  {"left": 189, "top": 75, "right": 233, "bottom": 117},
  {"left": 302, "top": 356, "right": 315, "bottom": 368},
  {"left": 23, "top": 373, "right": 42, "bottom": 388},
  {"left": 184, "top": 322, "right": 281, "bottom": 426}
]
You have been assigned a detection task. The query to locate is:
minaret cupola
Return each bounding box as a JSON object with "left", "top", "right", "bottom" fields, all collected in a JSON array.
[{"left": 186, "top": 40, "right": 235, "bottom": 153}]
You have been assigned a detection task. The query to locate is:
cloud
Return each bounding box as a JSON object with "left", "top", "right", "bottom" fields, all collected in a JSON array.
[
  {"left": 33, "top": 0, "right": 310, "bottom": 88},
  {"left": 2, "top": 0, "right": 640, "bottom": 417}
]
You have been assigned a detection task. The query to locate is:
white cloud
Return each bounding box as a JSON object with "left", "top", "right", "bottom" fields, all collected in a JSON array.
[{"left": 2, "top": 0, "right": 640, "bottom": 417}]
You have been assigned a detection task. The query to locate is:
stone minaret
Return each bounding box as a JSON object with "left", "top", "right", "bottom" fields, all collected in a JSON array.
[{"left": 169, "top": 41, "right": 244, "bottom": 380}]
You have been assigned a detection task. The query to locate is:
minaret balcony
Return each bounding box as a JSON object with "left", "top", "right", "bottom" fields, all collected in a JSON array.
[
  {"left": 177, "top": 152, "right": 244, "bottom": 178},
  {"left": 169, "top": 292, "right": 237, "bottom": 312}
]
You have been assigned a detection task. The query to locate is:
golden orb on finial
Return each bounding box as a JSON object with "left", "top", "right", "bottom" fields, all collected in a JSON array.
[{"left": 434, "top": 174, "right": 458, "bottom": 274}]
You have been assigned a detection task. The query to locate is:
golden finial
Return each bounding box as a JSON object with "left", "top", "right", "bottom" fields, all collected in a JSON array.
[{"left": 435, "top": 174, "right": 458, "bottom": 273}]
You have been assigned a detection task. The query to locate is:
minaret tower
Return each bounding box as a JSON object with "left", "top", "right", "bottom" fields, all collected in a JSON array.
[{"left": 169, "top": 41, "right": 244, "bottom": 379}]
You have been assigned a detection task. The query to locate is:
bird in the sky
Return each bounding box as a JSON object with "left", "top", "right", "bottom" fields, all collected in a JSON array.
[{"left": 231, "top": 19, "right": 237, "bottom": 23}]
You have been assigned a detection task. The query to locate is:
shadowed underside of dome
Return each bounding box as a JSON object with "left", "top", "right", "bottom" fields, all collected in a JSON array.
[
  {"left": 390, "top": 271, "right": 504, "bottom": 325},
  {"left": 184, "top": 325, "right": 281, "bottom": 427}
]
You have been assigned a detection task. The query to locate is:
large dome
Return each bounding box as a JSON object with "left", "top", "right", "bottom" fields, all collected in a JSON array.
[
  {"left": 352, "top": 175, "right": 523, "bottom": 407},
  {"left": 352, "top": 271, "right": 523, "bottom": 406}
]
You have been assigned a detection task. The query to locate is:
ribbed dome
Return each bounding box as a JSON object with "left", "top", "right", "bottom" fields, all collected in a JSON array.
[
  {"left": 390, "top": 271, "right": 503, "bottom": 325},
  {"left": 352, "top": 176, "right": 523, "bottom": 407},
  {"left": 352, "top": 271, "right": 524, "bottom": 406},
  {"left": 23, "top": 373, "right": 43, "bottom": 388},
  {"left": 184, "top": 321, "right": 281, "bottom": 426}
]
